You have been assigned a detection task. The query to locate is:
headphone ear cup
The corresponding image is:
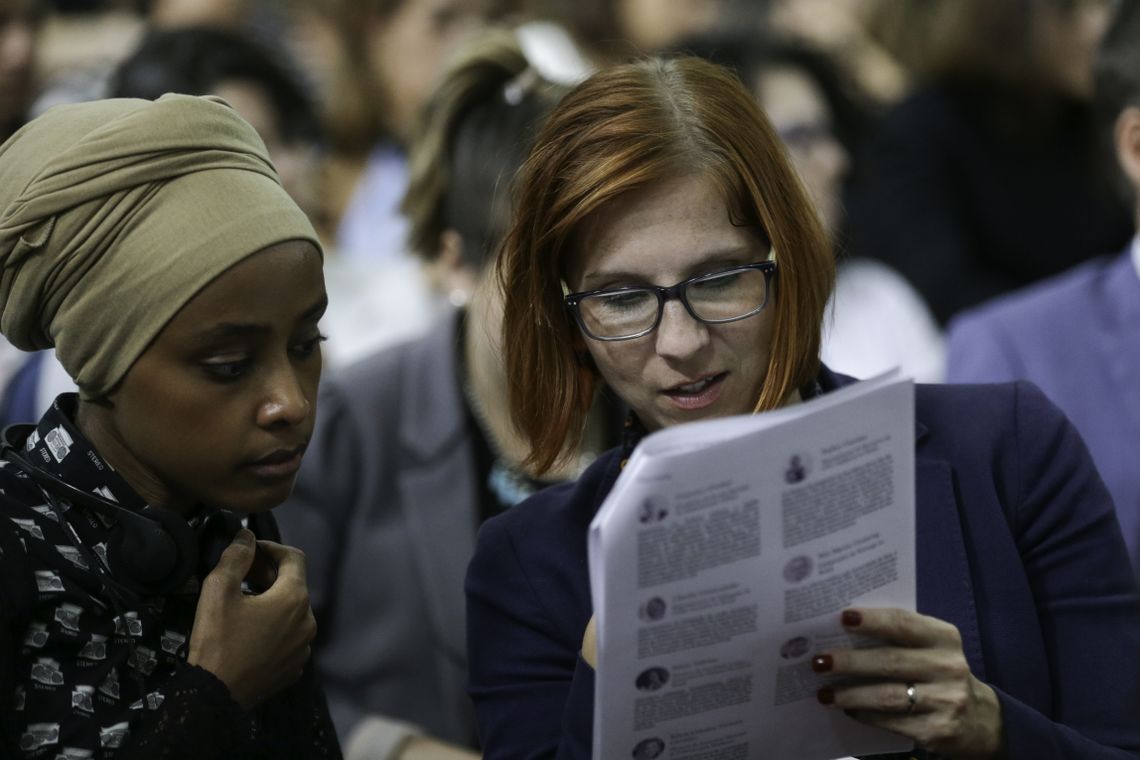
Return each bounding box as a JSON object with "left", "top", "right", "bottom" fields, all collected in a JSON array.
[
  {"left": 107, "top": 507, "right": 198, "bottom": 597},
  {"left": 197, "top": 510, "right": 245, "bottom": 579}
]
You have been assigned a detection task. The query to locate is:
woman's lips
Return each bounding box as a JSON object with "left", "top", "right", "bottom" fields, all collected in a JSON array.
[
  {"left": 661, "top": 372, "right": 727, "bottom": 411},
  {"left": 246, "top": 445, "right": 305, "bottom": 479}
]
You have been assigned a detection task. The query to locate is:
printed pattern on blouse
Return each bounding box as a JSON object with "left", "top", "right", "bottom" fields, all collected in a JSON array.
[
  {"left": 1, "top": 395, "right": 341, "bottom": 759},
  {"left": 1, "top": 397, "right": 199, "bottom": 758}
]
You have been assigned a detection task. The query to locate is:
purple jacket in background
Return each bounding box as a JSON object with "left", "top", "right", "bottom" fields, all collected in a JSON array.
[{"left": 946, "top": 249, "right": 1140, "bottom": 575}]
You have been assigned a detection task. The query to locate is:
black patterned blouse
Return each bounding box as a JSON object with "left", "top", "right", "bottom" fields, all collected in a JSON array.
[{"left": 0, "top": 395, "right": 341, "bottom": 759}]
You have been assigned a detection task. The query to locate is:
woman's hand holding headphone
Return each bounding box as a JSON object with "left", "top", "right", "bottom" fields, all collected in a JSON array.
[{"left": 187, "top": 529, "right": 317, "bottom": 710}]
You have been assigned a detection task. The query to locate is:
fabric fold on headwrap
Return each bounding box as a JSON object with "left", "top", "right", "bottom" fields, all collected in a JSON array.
[{"left": 0, "top": 93, "right": 322, "bottom": 398}]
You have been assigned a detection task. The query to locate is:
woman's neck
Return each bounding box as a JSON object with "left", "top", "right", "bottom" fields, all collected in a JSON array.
[{"left": 75, "top": 399, "right": 194, "bottom": 518}]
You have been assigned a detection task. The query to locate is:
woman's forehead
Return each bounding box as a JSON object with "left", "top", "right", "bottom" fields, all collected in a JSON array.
[
  {"left": 568, "top": 175, "right": 763, "bottom": 284},
  {"left": 159, "top": 241, "right": 326, "bottom": 341}
]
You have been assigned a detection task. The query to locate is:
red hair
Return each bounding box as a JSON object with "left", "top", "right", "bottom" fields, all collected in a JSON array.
[{"left": 498, "top": 56, "right": 834, "bottom": 474}]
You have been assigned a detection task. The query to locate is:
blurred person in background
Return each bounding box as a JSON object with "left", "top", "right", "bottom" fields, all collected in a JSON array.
[
  {"left": 845, "top": 0, "right": 1131, "bottom": 325},
  {"left": 0, "top": 0, "right": 42, "bottom": 392},
  {"left": 517, "top": 0, "right": 733, "bottom": 85},
  {"left": 945, "top": 1, "right": 1140, "bottom": 579},
  {"left": 0, "top": 0, "right": 40, "bottom": 140},
  {"left": 110, "top": 24, "right": 324, "bottom": 226},
  {"left": 277, "top": 27, "right": 622, "bottom": 760},
  {"left": 681, "top": 33, "right": 945, "bottom": 380},
  {"left": 765, "top": 0, "right": 915, "bottom": 107},
  {"left": 321, "top": 0, "right": 499, "bottom": 265}
]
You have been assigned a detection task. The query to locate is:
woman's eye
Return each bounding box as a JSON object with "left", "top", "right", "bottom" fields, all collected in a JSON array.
[
  {"left": 695, "top": 272, "right": 741, "bottom": 292},
  {"left": 601, "top": 291, "right": 653, "bottom": 313},
  {"left": 202, "top": 358, "right": 251, "bottom": 382},
  {"left": 291, "top": 333, "right": 328, "bottom": 358}
]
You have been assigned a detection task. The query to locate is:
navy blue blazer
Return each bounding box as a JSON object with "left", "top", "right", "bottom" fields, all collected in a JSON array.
[{"left": 466, "top": 371, "right": 1140, "bottom": 759}]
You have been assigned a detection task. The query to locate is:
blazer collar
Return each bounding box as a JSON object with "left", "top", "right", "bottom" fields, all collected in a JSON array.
[
  {"left": 817, "top": 364, "right": 929, "bottom": 443},
  {"left": 397, "top": 310, "right": 468, "bottom": 463}
]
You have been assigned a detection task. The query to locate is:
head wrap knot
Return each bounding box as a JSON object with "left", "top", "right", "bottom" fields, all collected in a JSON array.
[{"left": 0, "top": 93, "right": 322, "bottom": 398}]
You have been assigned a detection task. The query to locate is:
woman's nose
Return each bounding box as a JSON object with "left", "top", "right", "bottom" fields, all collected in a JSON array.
[
  {"left": 654, "top": 299, "right": 710, "bottom": 360},
  {"left": 256, "top": 367, "right": 311, "bottom": 428}
]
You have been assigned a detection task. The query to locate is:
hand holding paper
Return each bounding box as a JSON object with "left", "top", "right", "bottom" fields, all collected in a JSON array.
[{"left": 814, "top": 607, "right": 1005, "bottom": 759}]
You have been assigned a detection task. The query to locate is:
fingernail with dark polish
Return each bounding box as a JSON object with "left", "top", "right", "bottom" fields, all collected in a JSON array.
[
  {"left": 843, "top": 709, "right": 857, "bottom": 719},
  {"left": 810, "top": 654, "right": 833, "bottom": 673},
  {"left": 817, "top": 687, "right": 834, "bottom": 705},
  {"left": 841, "top": 609, "right": 862, "bottom": 627}
]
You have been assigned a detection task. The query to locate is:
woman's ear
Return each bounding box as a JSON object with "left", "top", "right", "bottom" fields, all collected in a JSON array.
[{"left": 1114, "top": 106, "right": 1140, "bottom": 193}]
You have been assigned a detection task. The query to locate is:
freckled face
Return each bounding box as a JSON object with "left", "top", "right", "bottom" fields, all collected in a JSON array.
[
  {"left": 99, "top": 240, "right": 326, "bottom": 514},
  {"left": 567, "top": 174, "right": 775, "bottom": 432}
]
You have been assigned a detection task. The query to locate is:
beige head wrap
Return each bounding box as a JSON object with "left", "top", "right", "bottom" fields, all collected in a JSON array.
[{"left": 0, "top": 93, "right": 322, "bottom": 399}]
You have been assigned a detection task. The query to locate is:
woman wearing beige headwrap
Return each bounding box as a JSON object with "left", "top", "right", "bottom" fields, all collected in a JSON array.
[{"left": 0, "top": 94, "right": 341, "bottom": 758}]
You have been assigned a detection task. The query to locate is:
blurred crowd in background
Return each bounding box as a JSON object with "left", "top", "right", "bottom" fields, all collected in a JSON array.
[{"left": 0, "top": 0, "right": 1128, "bottom": 387}]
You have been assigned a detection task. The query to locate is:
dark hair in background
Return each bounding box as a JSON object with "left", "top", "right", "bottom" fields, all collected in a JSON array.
[
  {"left": 321, "top": 0, "right": 519, "bottom": 152},
  {"left": 674, "top": 32, "right": 873, "bottom": 253},
  {"left": 1094, "top": 0, "right": 1140, "bottom": 204},
  {"left": 109, "top": 25, "right": 321, "bottom": 146},
  {"left": 672, "top": 32, "right": 871, "bottom": 170},
  {"left": 401, "top": 27, "right": 569, "bottom": 270},
  {"left": 919, "top": 0, "right": 1091, "bottom": 93},
  {"left": 1095, "top": 0, "right": 1140, "bottom": 125}
]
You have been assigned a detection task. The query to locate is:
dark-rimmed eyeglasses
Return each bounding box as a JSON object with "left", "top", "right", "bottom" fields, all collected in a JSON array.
[{"left": 564, "top": 261, "right": 777, "bottom": 341}]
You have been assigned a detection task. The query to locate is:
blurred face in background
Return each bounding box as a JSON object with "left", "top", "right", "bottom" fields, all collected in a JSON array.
[
  {"left": 617, "top": 0, "right": 723, "bottom": 53},
  {"left": 755, "top": 65, "right": 848, "bottom": 237},
  {"left": 0, "top": 0, "right": 38, "bottom": 132},
  {"left": 368, "top": 0, "right": 490, "bottom": 143},
  {"left": 212, "top": 78, "right": 321, "bottom": 223},
  {"left": 1038, "top": 0, "right": 1115, "bottom": 98}
]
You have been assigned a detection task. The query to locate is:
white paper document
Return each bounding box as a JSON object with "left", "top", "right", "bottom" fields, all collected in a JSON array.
[{"left": 588, "top": 372, "right": 916, "bottom": 760}]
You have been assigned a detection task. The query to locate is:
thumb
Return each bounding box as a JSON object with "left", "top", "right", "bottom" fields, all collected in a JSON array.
[{"left": 205, "top": 528, "right": 257, "bottom": 589}]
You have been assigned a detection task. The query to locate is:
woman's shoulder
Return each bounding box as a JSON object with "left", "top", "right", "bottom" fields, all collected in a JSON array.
[
  {"left": 915, "top": 378, "right": 1062, "bottom": 429},
  {"left": 913, "top": 380, "right": 1090, "bottom": 484}
]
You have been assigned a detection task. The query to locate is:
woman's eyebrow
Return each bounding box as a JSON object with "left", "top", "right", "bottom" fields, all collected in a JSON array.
[{"left": 193, "top": 322, "right": 271, "bottom": 344}]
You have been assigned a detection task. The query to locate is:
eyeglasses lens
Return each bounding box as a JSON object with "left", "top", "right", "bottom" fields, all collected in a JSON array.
[{"left": 578, "top": 267, "right": 768, "bottom": 339}]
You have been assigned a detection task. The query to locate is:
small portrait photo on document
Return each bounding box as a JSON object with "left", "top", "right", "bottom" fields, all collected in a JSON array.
[
  {"left": 635, "top": 667, "right": 671, "bottom": 692},
  {"left": 780, "top": 635, "right": 812, "bottom": 660},
  {"left": 784, "top": 452, "right": 811, "bottom": 484},
  {"left": 632, "top": 737, "right": 666, "bottom": 760},
  {"left": 782, "top": 554, "right": 814, "bottom": 584},
  {"left": 639, "top": 596, "right": 667, "bottom": 622},
  {"left": 638, "top": 495, "right": 669, "bottom": 524}
]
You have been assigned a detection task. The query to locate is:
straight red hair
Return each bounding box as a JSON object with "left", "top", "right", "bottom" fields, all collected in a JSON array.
[{"left": 498, "top": 56, "right": 834, "bottom": 475}]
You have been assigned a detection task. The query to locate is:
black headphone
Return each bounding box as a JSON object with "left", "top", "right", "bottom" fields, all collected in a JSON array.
[{"left": 1, "top": 423, "right": 259, "bottom": 599}]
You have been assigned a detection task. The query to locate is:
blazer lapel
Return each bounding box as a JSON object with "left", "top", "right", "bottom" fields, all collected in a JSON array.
[
  {"left": 396, "top": 316, "right": 479, "bottom": 666},
  {"left": 915, "top": 457, "right": 987, "bottom": 681}
]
